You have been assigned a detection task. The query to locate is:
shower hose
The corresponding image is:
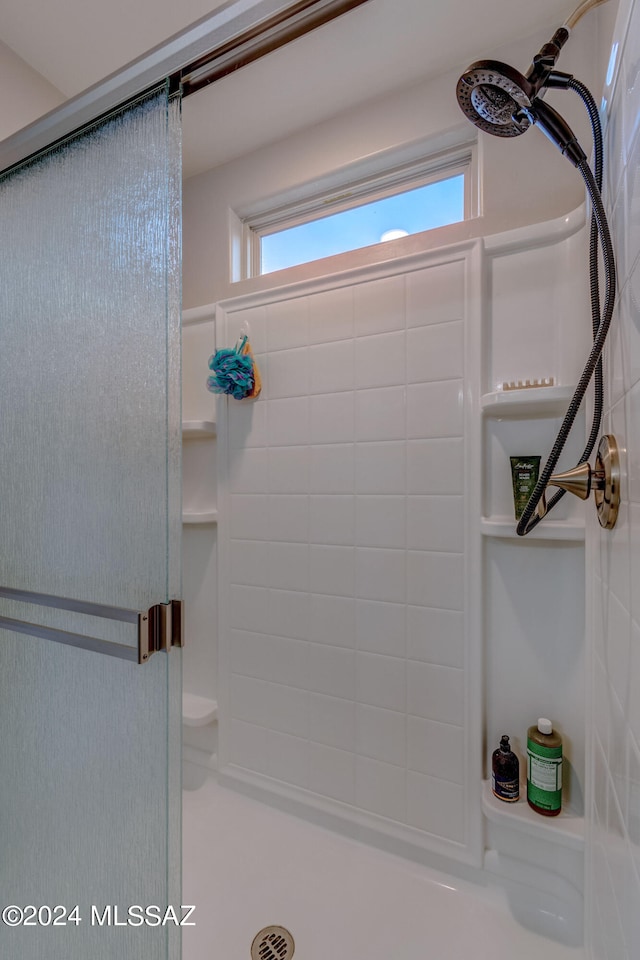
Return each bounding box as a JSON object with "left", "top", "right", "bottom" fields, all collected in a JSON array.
[{"left": 516, "top": 77, "right": 616, "bottom": 535}]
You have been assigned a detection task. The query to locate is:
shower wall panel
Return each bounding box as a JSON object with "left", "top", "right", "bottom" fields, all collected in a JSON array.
[
  {"left": 587, "top": 0, "right": 640, "bottom": 956},
  {"left": 217, "top": 247, "right": 483, "bottom": 866}
]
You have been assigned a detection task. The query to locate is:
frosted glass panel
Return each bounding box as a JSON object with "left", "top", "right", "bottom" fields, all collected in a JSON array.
[
  {"left": 0, "top": 88, "right": 182, "bottom": 959},
  {"left": 0, "top": 86, "right": 181, "bottom": 618}
]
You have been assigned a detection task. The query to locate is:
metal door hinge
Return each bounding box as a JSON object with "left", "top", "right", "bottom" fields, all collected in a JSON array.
[{"left": 138, "top": 600, "right": 183, "bottom": 664}]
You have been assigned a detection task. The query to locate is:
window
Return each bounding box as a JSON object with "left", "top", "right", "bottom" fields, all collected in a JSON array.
[{"left": 237, "top": 146, "right": 473, "bottom": 279}]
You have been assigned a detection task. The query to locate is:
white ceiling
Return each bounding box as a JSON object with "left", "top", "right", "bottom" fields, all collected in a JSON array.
[{"left": 1, "top": 0, "right": 582, "bottom": 176}]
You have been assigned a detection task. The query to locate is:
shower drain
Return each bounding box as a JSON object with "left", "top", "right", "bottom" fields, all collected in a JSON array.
[{"left": 251, "top": 925, "right": 295, "bottom": 960}]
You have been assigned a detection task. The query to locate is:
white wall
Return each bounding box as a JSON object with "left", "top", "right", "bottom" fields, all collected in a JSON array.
[
  {"left": 0, "top": 41, "right": 63, "bottom": 142},
  {"left": 183, "top": 16, "right": 609, "bottom": 310},
  {"left": 588, "top": 0, "right": 640, "bottom": 957}
]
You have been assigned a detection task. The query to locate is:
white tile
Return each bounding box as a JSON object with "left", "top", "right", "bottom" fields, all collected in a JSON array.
[
  {"left": 266, "top": 729, "right": 310, "bottom": 789},
  {"left": 354, "top": 274, "right": 405, "bottom": 336},
  {"left": 267, "top": 588, "right": 309, "bottom": 641},
  {"left": 355, "top": 331, "right": 406, "bottom": 389},
  {"left": 356, "top": 495, "right": 405, "bottom": 548},
  {"left": 355, "top": 441, "right": 406, "bottom": 493},
  {"left": 307, "top": 641, "right": 356, "bottom": 700},
  {"left": 624, "top": 5, "right": 640, "bottom": 155},
  {"left": 309, "top": 339, "right": 354, "bottom": 394},
  {"left": 606, "top": 592, "right": 632, "bottom": 715},
  {"left": 356, "top": 599, "right": 405, "bottom": 657},
  {"left": 307, "top": 286, "right": 354, "bottom": 343},
  {"left": 228, "top": 447, "right": 268, "bottom": 493},
  {"left": 407, "top": 380, "right": 463, "bottom": 439},
  {"left": 230, "top": 538, "right": 269, "bottom": 587},
  {"left": 308, "top": 692, "right": 356, "bottom": 751},
  {"left": 629, "top": 620, "right": 640, "bottom": 747},
  {"left": 230, "top": 630, "right": 308, "bottom": 689},
  {"left": 406, "top": 771, "right": 465, "bottom": 842},
  {"left": 406, "top": 496, "right": 464, "bottom": 552},
  {"left": 407, "top": 661, "right": 464, "bottom": 725},
  {"left": 310, "top": 392, "right": 355, "bottom": 443},
  {"left": 356, "top": 386, "right": 406, "bottom": 441},
  {"left": 308, "top": 594, "right": 356, "bottom": 648},
  {"left": 309, "top": 495, "right": 355, "bottom": 545},
  {"left": 407, "top": 551, "right": 463, "bottom": 610},
  {"left": 356, "top": 650, "right": 406, "bottom": 712},
  {"left": 406, "top": 260, "right": 465, "bottom": 327},
  {"left": 228, "top": 584, "right": 268, "bottom": 633},
  {"left": 266, "top": 297, "right": 308, "bottom": 352},
  {"left": 306, "top": 741, "right": 355, "bottom": 804},
  {"left": 407, "top": 716, "right": 464, "bottom": 784},
  {"left": 268, "top": 446, "right": 309, "bottom": 494},
  {"left": 355, "top": 755, "right": 407, "bottom": 822},
  {"left": 268, "top": 541, "right": 309, "bottom": 592},
  {"left": 229, "top": 673, "right": 270, "bottom": 727},
  {"left": 228, "top": 397, "right": 268, "bottom": 448},
  {"left": 267, "top": 396, "right": 309, "bottom": 446},
  {"left": 355, "top": 547, "right": 405, "bottom": 603},
  {"left": 407, "top": 321, "right": 464, "bottom": 384},
  {"left": 229, "top": 494, "right": 270, "bottom": 540},
  {"left": 629, "top": 380, "right": 640, "bottom": 505},
  {"left": 356, "top": 703, "right": 406, "bottom": 766},
  {"left": 267, "top": 346, "right": 309, "bottom": 398},
  {"left": 309, "top": 544, "right": 355, "bottom": 597},
  {"left": 407, "top": 438, "right": 464, "bottom": 495},
  {"left": 226, "top": 305, "right": 267, "bottom": 355},
  {"left": 228, "top": 718, "right": 269, "bottom": 774},
  {"left": 231, "top": 674, "right": 309, "bottom": 738},
  {"left": 406, "top": 606, "right": 464, "bottom": 668},
  {"left": 310, "top": 444, "right": 354, "bottom": 494},
  {"left": 267, "top": 494, "right": 308, "bottom": 542}
]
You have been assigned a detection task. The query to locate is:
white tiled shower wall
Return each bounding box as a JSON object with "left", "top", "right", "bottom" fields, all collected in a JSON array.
[
  {"left": 217, "top": 252, "right": 481, "bottom": 865},
  {"left": 588, "top": 0, "right": 640, "bottom": 957}
]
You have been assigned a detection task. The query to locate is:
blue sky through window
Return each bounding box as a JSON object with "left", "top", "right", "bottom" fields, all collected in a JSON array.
[{"left": 261, "top": 173, "right": 464, "bottom": 275}]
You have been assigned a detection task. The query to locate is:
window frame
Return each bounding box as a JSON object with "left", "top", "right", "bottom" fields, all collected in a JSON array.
[{"left": 235, "top": 142, "right": 477, "bottom": 279}]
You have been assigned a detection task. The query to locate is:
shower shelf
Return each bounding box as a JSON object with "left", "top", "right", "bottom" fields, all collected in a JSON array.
[
  {"left": 482, "top": 781, "right": 584, "bottom": 851},
  {"left": 481, "top": 385, "right": 576, "bottom": 418},
  {"left": 183, "top": 693, "right": 218, "bottom": 727},
  {"left": 183, "top": 509, "right": 218, "bottom": 525},
  {"left": 182, "top": 419, "right": 217, "bottom": 439},
  {"left": 480, "top": 517, "right": 585, "bottom": 541}
]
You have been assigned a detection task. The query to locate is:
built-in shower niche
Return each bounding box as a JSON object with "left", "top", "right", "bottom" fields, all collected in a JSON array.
[
  {"left": 481, "top": 408, "right": 587, "bottom": 534},
  {"left": 482, "top": 208, "right": 591, "bottom": 400}
]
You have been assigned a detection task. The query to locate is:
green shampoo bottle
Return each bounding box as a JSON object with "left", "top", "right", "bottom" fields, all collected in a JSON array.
[{"left": 527, "top": 718, "right": 563, "bottom": 816}]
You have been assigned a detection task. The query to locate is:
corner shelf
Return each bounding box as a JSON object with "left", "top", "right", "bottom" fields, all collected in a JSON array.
[
  {"left": 482, "top": 780, "right": 584, "bottom": 851},
  {"left": 183, "top": 693, "right": 218, "bottom": 727},
  {"left": 481, "top": 385, "right": 576, "bottom": 418},
  {"left": 182, "top": 419, "right": 217, "bottom": 439},
  {"left": 183, "top": 509, "right": 218, "bottom": 525},
  {"left": 481, "top": 517, "right": 585, "bottom": 542}
]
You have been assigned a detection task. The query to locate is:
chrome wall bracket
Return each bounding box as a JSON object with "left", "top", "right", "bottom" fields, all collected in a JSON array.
[
  {"left": 138, "top": 600, "right": 184, "bottom": 664},
  {"left": 542, "top": 434, "right": 621, "bottom": 529}
]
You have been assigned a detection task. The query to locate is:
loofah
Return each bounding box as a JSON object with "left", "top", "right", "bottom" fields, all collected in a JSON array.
[{"left": 207, "top": 334, "right": 261, "bottom": 400}]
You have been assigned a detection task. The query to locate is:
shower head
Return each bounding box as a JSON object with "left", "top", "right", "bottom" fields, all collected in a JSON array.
[
  {"left": 455, "top": 27, "right": 570, "bottom": 138},
  {"left": 455, "top": 60, "right": 534, "bottom": 138},
  {"left": 455, "top": 26, "right": 587, "bottom": 166}
]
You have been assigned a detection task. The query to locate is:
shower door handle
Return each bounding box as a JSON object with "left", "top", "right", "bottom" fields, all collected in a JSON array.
[{"left": 0, "top": 586, "right": 182, "bottom": 663}]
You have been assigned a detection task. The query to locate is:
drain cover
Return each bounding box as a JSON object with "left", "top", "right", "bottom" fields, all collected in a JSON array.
[{"left": 251, "top": 925, "right": 295, "bottom": 959}]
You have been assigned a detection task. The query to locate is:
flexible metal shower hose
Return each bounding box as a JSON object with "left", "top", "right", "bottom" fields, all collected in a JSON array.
[{"left": 516, "top": 78, "right": 616, "bottom": 535}]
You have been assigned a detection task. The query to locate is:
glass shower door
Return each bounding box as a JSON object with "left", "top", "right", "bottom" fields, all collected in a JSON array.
[{"left": 0, "top": 84, "right": 182, "bottom": 959}]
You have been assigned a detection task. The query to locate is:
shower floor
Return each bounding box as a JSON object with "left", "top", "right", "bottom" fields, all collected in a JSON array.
[{"left": 182, "top": 774, "right": 585, "bottom": 960}]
